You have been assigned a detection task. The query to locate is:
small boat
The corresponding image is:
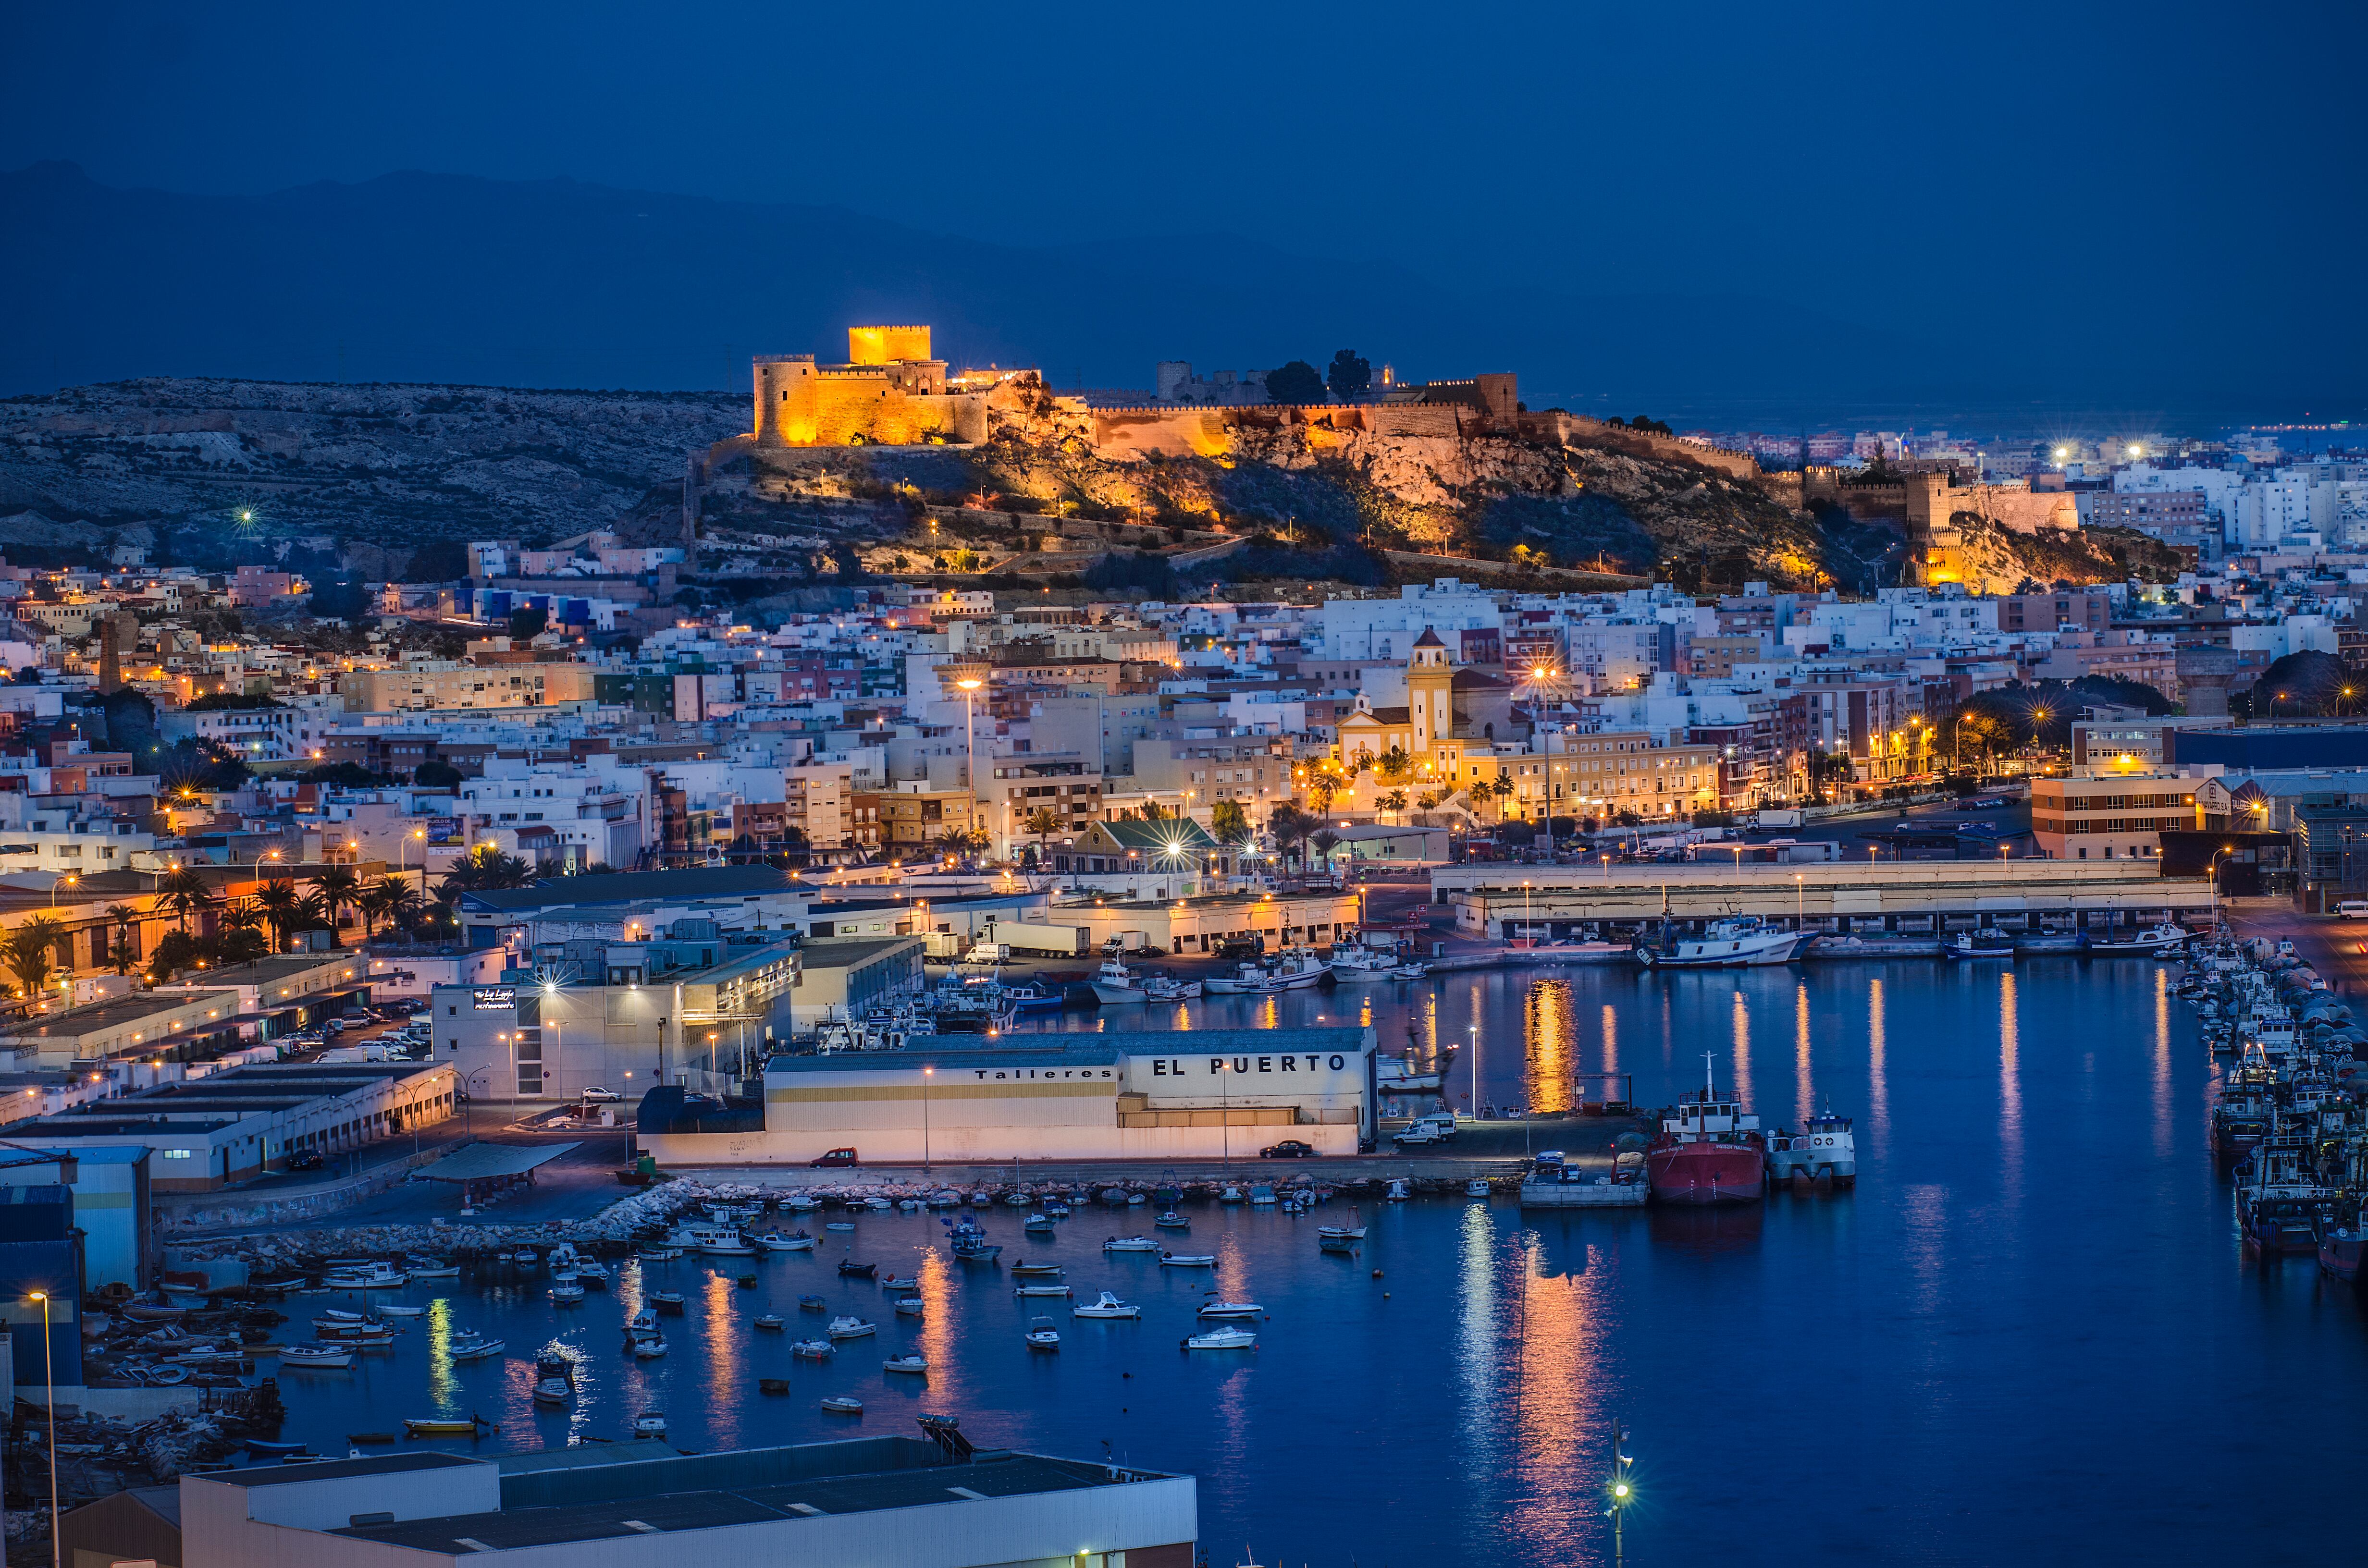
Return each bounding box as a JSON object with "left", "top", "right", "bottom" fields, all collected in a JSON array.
[
  {"left": 1219, "top": 1187, "right": 1243, "bottom": 1205},
  {"left": 532, "top": 1377, "right": 571, "bottom": 1406},
  {"left": 759, "top": 1377, "right": 790, "bottom": 1395},
  {"left": 881, "top": 1274, "right": 920, "bottom": 1290},
  {"left": 1317, "top": 1207, "right": 1366, "bottom": 1241},
  {"left": 797, "top": 1294, "right": 827, "bottom": 1312},
  {"left": 279, "top": 1345, "right": 355, "bottom": 1370},
  {"left": 786, "top": 1194, "right": 820, "bottom": 1213},
  {"left": 374, "top": 1304, "right": 427, "bottom": 1319},
  {"left": 791, "top": 1338, "right": 835, "bottom": 1360},
  {"left": 512, "top": 1250, "right": 540, "bottom": 1269},
  {"left": 1140, "top": 975, "right": 1203, "bottom": 1002},
  {"left": 1025, "top": 1316, "right": 1061, "bottom": 1351},
  {"left": 894, "top": 1296, "right": 925, "bottom": 1316},
  {"left": 1015, "top": 1283, "right": 1073, "bottom": 1298},
  {"left": 639, "top": 1246, "right": 683, "bottom": 1262},
  {"left": 1197, "top": 1299, "right": 1265, "bottom": 1320},
  {"left": 1944, "top": 930, "right": 2018, "bottom": 962},
  {"left": 1103, "top": 1236, "right": 1160, "bottom": 1253},
  {"left": 406, "top": 1260, "right": 461, "bottom": 1279},
  {"left": 756, "top": 1232, "right": 815, "bottom": 1252},
  {"left": 1009, "top": 1262, "right": 1063, "bottom": 1278},
  {"left": 884, "top": 1354, "right": 928, "bottom": 1375},
  {"left": 754, "top": 1313, "right": 786, "bottom": 1331},
  {"left": 348, "top": 1432, "right": 398, "bottom": 1445},
  {"left": 551, "top": 1283, "right": 586, "bottom": 1305},
  {"left": 450, "top": 1337, "right": 505, "bottom": 1362},
  {"left": 1182, "top": 1327, "right": 1258, "bottom": 1350},
  {"left": 1154, "top": 1211, "right": 1189, "bottom": 1230},
  {"left": 1042, "top": 1200, "right": 1072, "bottom": 1218},
  {"left": 1159, "top": 1252, "right": 1216, "bottom": 1268},
  {"left": 825, "top": 1221, "right": 857, "bottom": 1233},
  {"left": 402, "top": 1414, "right": 495, "bottom": 1437},
  {"left": 826, "top": 1316, "right": 877, "bottom": 1340},
  {"left": 1073, "top": 1291, "right": 1140, "bottom": 1320},
  {"left": 245, "top": 1438, "right": 310, "bottom": 1458},
  {"left": 626, "top": 1307, "right": 658, "bottom": 1335},
  {"left": 838, "top": 1261, "right": 878, "bottom": 1279},
  {"left": 820, "top": 1396, "right": 864, "bottom": 1415},
  {"left": 318, "top": 1308, "right": 367, "bottom": 1323},
  {"left": 1249, "top": 1184, "right": 1277, "bottom": 1206},
  {"left": 651, "top": 1291, "right": 686, "bottom": 1314},
  {"left": 630, "top": 1336, "right": 669, "bottom": 1360},
  {"left": 633, "top": 1410, "right": 667, "bottom": 1437},
  {"left": 1024, "top": 1213, "right": 1056, "bottom": 1234},
  {"left": 1465, "top": 1180, "right": 1492, "bottom": 1198}
]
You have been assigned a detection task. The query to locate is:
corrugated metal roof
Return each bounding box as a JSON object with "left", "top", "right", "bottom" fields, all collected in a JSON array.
[{"left": 414, "top": 1141, "right": 580, "bottom": 1182}]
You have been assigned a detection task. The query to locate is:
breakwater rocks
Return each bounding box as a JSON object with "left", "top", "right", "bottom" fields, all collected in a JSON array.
[{"left": 166, "top": 1172, "right": 1504, "bottom": 1271}]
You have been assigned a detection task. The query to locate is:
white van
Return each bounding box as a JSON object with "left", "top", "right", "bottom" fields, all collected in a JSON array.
[
  {"left": 1393, "top": 1113, "right": 1459, "bottom": 1146},
  {"left": 2336, "top": 900, "right": 2368, "bottom": 919}
]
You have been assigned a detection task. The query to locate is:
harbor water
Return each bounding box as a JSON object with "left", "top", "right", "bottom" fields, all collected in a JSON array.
[{"left": 273, "top": 960, "right": 2367, "bottom": 1566}]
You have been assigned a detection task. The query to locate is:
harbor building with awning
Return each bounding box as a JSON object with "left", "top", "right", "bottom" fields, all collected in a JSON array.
[{"left": 637, "top": 1027, "right": 1376, "bottom": 1165}]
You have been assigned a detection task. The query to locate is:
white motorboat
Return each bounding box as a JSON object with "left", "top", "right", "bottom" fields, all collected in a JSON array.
[
  {"left": 786, "top": 1194, "right": 820, "bottom": 1213},
  {"left": 1265, "top": 947, "right": 1330, "bottom": 989},
  {"left": 824, "top": 1221, "right": 857, "bottom": 1233},
  {"left": 1219, "top": 1186, "right": 1244, "bottom": 1205},
  {"left": 1387, "top": 963, "right": 1430, "bottom": 980},
  {"left": 451, "top": 1337, "right": 505, "bottom": 1362},
  {"left": 1200, "top": 962, "right": 1272, "bottom": 995},
  {"left": 1154, "top": 1211, "right": 1189, "bottom": 1229},
  {"left": 894, "top": 1296, "right": 925, "bottom": 1316},
  {"left": 1316, "top": 1208, "right": 1367, "bottom": 1242},
  {"left": 322, "top": 1263, "right": 407, "bottom": 1290},
  {"left": 756, "top": 1231, "right": 815, "bottom": 1252},
  {"left": 625, "top": 1307, "right": 658, "bottom": 1336},
  {"left": 791, "top": 1338, "right": 835, "bottom": 1360},
  {"left": 1635, "top": 915, "right": 1816, "bottom": 968},
  {"left": 373, "top": 1304, "right": 426, "bottom": 1319},
  {"left": 2083, "top": 922, "right": 2188, "bottom": 956},
  {"left": 405, "top": 1258, "right": 461, "bottom": 1279},
  {"left": 826, "top": 1316, "right": 877, "bottom": 1340},
  {"left": 638, "top": 1246, "right": 683, "bottom": 1262},
  {"left": 1090, "top": 959, "right": 1147, "bottom": 1004},
  {"left": 1159, "top": 1251, "right": 1216, "bottom": 1268},
  {"left": 1140, "top": 975, "right": 1204, "bottom": 1002},
  {"left": 279, "top": 1344, "right": 354, "bottom": 1370},
  {"left": 1944, "top": 930, "right": 2018, "bottom": 961},
  {"left": 1383, "top": 1178, "right": 1411, "bottom": 1200},
  {"left": 884, "top": 1354, "right": 928, "bottom": 1375},
  {"left": 754, "top": 1313, "right": 786, "bottom": 1331},
  {"left": 532, "top": 1376, "right": 572, "bottom": 1405},
  {"left": 1182, "top": 1327, "right": 1258, "bottom": 1350},
  {"left": 820, "top": 1396, "right": 864, "bottom": 1414},
  {"left": 1102, "top": 1236, "right": 1161, "bottom": 1253},
  {"left": 512, "top": 1249, "right": 540, "bottom": 1269},
  {"left": 1024, "top": 1213, "right": 1056, "bottom": 1234},
  {"left": 666, "top": 1223, "right": 757, "bottom": 1257},
  {"left": 1073, "top": 1291, "right": 1141, "bottom": 1320},
  {"left": 1465, "top": 1179, "right": 1492, "bottom": 1198},
  {"left": 1014, "top": 1283, "right": 1073, "bottom": 1298},
  {"left": 550, "top": 1281, "right": 586, "bottom": 1305},
  {"left": 1328, "top": 945, "right": 1395, "bottom": 977},
  {"left": 633, "top": 1409, "right": 667, "bottom": 1437},
  {"left": 1196, "top": 1299, "right": 1265, "bottom": 1320},
  {"left": 631, "top": 1335, "right": 669, "bottom": 1360},
  {"left": 1025, "top": 1316, "right": 1061, "bottom": 1351}
]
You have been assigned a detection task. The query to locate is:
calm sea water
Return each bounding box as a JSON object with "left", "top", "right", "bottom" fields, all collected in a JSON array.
[{"left": 272, "top": 962, "right": 2366, "bottom": 1567}]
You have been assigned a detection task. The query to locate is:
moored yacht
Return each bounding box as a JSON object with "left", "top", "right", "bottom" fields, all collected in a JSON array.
[{"left": 1636, "top": 916, "right": 1814, "bottom": 969}]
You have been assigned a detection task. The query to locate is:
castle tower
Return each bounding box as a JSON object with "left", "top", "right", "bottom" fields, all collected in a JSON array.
[{"left": 1408, "top": 627, "right": 1454, "bottom": 753}]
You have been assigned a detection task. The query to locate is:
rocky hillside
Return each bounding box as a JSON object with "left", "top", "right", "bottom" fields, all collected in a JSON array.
[{"left": 0, "top": 377, "right": 737, "bottom": 570}]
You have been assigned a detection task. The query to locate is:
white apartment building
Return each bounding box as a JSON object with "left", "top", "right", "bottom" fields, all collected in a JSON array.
[
  {"left": 1319, "top": 581, "right": 1501, "bottom": 660},
  {"left": 456, "top": 760, "right": 648, "bottom": 870}
]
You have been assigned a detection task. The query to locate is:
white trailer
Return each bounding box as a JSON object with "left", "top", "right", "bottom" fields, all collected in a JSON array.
[{"left": 985, "top": 919, "right": 1091, "bottom": 957}]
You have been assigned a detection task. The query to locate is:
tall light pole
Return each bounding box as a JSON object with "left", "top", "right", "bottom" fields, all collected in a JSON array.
[
  {"left": 29, "top": 1288, "right": 56, "bottom": 1568},
  {"left": 1216, "top": 1057, "right": 1231, "bottom": 1167},
  {"left": 956, "top": 677, "right": 984, "bottom": 851},
  {"left": 922, "top": 1064, "right": 933, "bottom": 1170},
  {"left": 1468, "top": 1022, "right": 1481, "bottom": 1119},
  {"left": 48, "top": 873, "right": 78, "bottom": 908}
]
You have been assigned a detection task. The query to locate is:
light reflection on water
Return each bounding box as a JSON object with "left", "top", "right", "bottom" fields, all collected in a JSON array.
[
  {"left": 263, "top": 962, "right": 2368, "bottom": 1568},
  {"left": 1523, "top": 980, "right": 1573, "bottom": 1115}
]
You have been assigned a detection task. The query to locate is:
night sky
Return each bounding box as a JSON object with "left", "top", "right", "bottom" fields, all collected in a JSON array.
[{"left": 4, "top": 0, "right": 2363, "bottom": 420}]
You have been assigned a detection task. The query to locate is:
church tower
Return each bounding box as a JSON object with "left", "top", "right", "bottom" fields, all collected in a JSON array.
[{"left": 1408, "top": 627, "right": 1454, "bottom": 753}]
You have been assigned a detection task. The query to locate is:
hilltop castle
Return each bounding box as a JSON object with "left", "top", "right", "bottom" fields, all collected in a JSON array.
[{"left": 752, "top": 326, "right": 1006, "bottom": 448}]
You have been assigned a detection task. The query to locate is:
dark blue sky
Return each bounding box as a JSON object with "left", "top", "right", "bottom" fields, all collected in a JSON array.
[{"left": 4, "top": 1, "right": 2363, "bottom": 420}]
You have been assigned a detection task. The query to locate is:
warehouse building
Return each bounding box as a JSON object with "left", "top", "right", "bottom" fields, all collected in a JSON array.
[{"left": 640, "top": 1027, "right": 1376, "bottom": 1165}]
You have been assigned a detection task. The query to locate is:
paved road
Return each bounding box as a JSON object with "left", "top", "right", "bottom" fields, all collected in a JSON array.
[{"left": 2221, "top": 899, "right": 2368, "bottom": 998}]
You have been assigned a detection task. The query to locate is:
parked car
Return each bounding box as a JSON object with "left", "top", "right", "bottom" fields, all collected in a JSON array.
[
  {"left": 580, "top": 1086, "right": 622, "bottom": 1103},
  {"left": 285, "top": 1151, "right": 323, "bottom": 1172},
  {"left": 809, "top": 1147, "right": 861, "bottom": 1168},
  {"left": 1259, "top": 1139, "right": 1317, "bottom": 1159}
]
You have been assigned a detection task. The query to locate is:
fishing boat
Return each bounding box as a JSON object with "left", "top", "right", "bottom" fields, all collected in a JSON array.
[
  {"left": 797, "top": 1294, "right": 827, "bottom": 1312},
  {"left": 1637, "top": 914, "right": 1816, "bottom": 968},
  {"left": 279, "top": 1344, "right": 355, "bottom": 1370},
  {"left": 512, "top": 1250, "right": 540, "bottom": 1269},
  {"left": 948, "top": 1218, "right": 1002, "bottom": 1262},
  {"left": 1073, "top": 1291, "right": 1140, "bottom": 1320},
  {"left": 2082, "top": 922, "right": 2188, "bottom": 956},
  {"left": 322, "top": 1264, "right": 408, "bottom": 1290},
  {"left": 791, "top": 1338, "right": 835, "bottom": 1360},
  {"left": 894, "top": 1296, "right": 925, "bottom": 1316},
  {"left": 1644, "top": 1055, "right": 1765, "bottom": 1205},
  {"left": 625, "top": 1307, "right": 659, "bottom": 1335},
  {"left": 1249, "top": 1184, "right": 1277, "bottom": 1206},
  {"left": 820, "top": 1396, "right": 864, "bottom": 1415},
  {"left": 1089, "top": 959, "right": 1147, "bottom": 1004},
  {"left": 550, "top": 1282, "right": 586, "bottom": 1305},
  {"left": 532, "top": 1377, "right": 572, "bottom": 1406},
  {"left": 1003, "top": 979, "right": 1064, "bottom": 1011},
  {"left": 639, "top": 1246, "right": 683, "bottom": 1262},
  {"left": 402, "top": 1414, "right": 496, "bottom": 1437},
  {"left": 1764, "top": 1106, "right": 1858, "bottom": 1187},
  {"left": 1943, "top": 930, "right": 2018, "bottom": 961},
  {"left": 1024, "top": 1316, "right": 1061, "bottom": 1351},
  {"left": 826, "top": 1315, "right": 877, "bottom": 1340},
  {"left": 405, "top": 1259, "right": 461, "bottom": 1279},
  {"left": 1024, "top": 1213, "right": 1056, "bottom": 1234},
  {"left": 651, "top": 1291, "right": 686, "bottom": 1314},
  {"left": 1154, "top": 1211, "right": 1190, "bottom": 1230},
  {"left": 1103, "top": 1235, "right": 1160, "bottom": 1253},
  {"left": 450, "top": 1337, "right": 505, "bottom": 1362},
  {"left": 1009, "top": 1262, "right": 1063, "bottom": 1278},
  {"left": 2317, "top": 1223, "right": 2367, "bottom": 1280},
  {"left": 1042, "top": 1199, "right": 1072, "bottom": 1218},
  {"left": 1182, "top": 1327, "right": 1258, "bottom": 1350},
  {"left": 757, "top": 1232, "right": 816, "bottom": 1252},
  {"left": 754, "top": 1313, "right": 786, "bottom": 1331},
  {"left": 882, "top": 1274, "right": 919, "bottom": 1290},
  {"left": 1219, "top": 1186, "right": 1243, "bottom": 1205},
  {"left": 1196, "top": 1299, "right": 1265, "bottom": 1320},
  {"left": 1375, "top": 1048, "right": 1455, "bottom": 1094},
  {"left": 1140, "top": 974, "right": 1204, "bottom": 1002},
  {"left": 1159, "top": 1251, "right": 1216, "bottom": 1268},
  {"left": 838, "top": 1261, "right": 878, "bottom": 1279},
  {"left": 633, "top": 1410, "right": 667, "bottom": 1437},
  {"left": 884, "top": 1354, "right": 928, "bottom": 1375},
  {"left": 630, "top": 1336, "right": 669, "bottom": 1360},
  {"left": 666, "top": 1223, "right": 757, "bottom": 1257}
]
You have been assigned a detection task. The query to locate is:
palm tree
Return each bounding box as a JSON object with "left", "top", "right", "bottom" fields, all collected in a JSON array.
[
  {"left": 375, "top": 875, "right": 423, "bottom": 938},
  {"left": 354, "top": 883, "right": 393, "bottom": 942},
  {"left": 5, "top": 915, "right": 65, "bottom": 999},
  {"left": 103, "top": 903, "right": 140, "bottom": 971},
  {"left": 1379, "top": 789, "right": 1408, "bottom": 824},
  {"left": 312, "top": 866, "right": 362, "bottom": 949},
  {"left": 158, "top": 865, "right": 213, "bottom": 934},
  {"left": 1266, "top": 802, "right": 1315, "bottom": 871},
  {"left": 1309, "top": 829, "right": 1341, "bottom": 874},
  {"left": 292, "top": 887, "right": 333, "bottom": 944},
  {"left": 254, "top": 879, "right": 301, "bottom": 954},
  {"left": 1023, "top": 808, "right": 1059, "bottom": 865},
  {"left": 440, "top": 846, "right": 535, "bottom": 899}
]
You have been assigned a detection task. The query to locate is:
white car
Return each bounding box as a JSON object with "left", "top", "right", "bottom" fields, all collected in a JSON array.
[{"left": 580, "top": 1086, "right": 623, "bottom": 1103}]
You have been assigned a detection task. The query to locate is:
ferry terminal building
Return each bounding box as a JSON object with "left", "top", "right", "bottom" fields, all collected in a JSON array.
[{"left": 639, "top": 1027, "right": 1376, "bottom": 1164}]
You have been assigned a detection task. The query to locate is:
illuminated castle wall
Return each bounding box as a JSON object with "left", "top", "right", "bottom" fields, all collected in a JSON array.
[{"left": 752, "top": 326, "right": 988, "bottom": 447}]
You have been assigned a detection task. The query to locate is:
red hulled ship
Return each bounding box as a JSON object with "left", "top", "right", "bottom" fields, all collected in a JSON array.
[{"left": 1646, "top": 1055, "right": 1765, "bottom": 1205}]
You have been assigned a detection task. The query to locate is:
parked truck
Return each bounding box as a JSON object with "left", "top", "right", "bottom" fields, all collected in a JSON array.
[{"left": 984, "top": 919, "right": 1091, "bottom": 958}]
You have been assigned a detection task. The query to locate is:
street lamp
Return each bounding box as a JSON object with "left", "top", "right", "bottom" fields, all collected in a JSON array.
[
  {"left": 922, "top": 1063, "right": 934, "bottom": 1170},
  {"left": 956, "top": 677, "right": 984, "bottom": 845},
  {"left": 48, "top": 873, "right": 78, "bottom": 908},
  {"left": 29, "top": 1288, "right": 56, "bottom": 1568},
  {"left": 1468, "top": 1022, "right": 1481, "bottom": 1119},
  {"left": 401, "top": 826, "right": 426, "bottom": 882}
]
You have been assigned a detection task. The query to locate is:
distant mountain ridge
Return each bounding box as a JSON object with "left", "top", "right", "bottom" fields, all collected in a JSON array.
[{"left": 3, "top": 161, "right": 1948, "bottom": 411}]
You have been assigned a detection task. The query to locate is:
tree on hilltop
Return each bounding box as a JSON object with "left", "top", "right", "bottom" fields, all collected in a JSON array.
[
  {"left": 1265, "top": 360, "right": 1325, "bottom": 404},
  {"left": 1326, "top": 350, "right": 1372, "bottom": 400}
]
